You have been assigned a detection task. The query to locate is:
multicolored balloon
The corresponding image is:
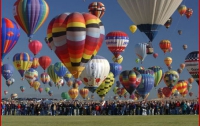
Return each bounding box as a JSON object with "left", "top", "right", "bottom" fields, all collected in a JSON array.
[
  {"left": 13, "top": 0, "right": 49, "bottom": 39},
  {"left": 105, "top": 31, "right": 129, "bottom": 60},
  {"left": 88, "top": 2, "right": 105, "bottom": 19},
  {"left": 148, "top": 66, "right": 164, "bottom": 87},
  {"left": 24, "top": 68, "right": 38, "bottom": 87},
  {"left": 185, "top": 8, "right": 193, "bottom": 19},
  {"left": 163, "top": 70, "right": 179, "bottom": 88},
  {"left": 119, "top": 70, "right": 142, "bottom": 95},
  {"left": 47, "top": 64, "right": 61, "bottom": 84},
  {"left": 112, "top": 55, "right": 123, "bottom": 64},
  {"left": 164, "top": 17, "right": 172, "bottom": 29},
  {"left": 47, "top": 12, "right": 105, "bottom": 79},
  {"left": 177, "top": 5, "right": 187, "bottom": 16},
  {"left": 2, "top": 18, "right": 20, "bottom": 60},
  {"left": 13, "top": 52, "right": 33, "bottom": 78},
  {"left": 185, "top": 51, "right": 199, "bottom": 85},
  {"left": 79, "top": 88, "right": 89, "bottom": 99},
  {"left": 68, "top": 88, "right": 79, "bottom": 100},
  {"left": 40, "top": 72, "right": 50, "bottom": 84},
  {"left": 6, "top": 78, "right": 15, "bottom": 87},
  {"left": 20, "top": 86, "right": 25, "bottom": 92},
  {"left": 31, "top": 57, "right": 40, "bottom": 69},
  {"left": 109, "top": 63, "right": 122, "bottom": 78},
  {"left": 54, "top": 62, "right": 67, "bottom": 77}
]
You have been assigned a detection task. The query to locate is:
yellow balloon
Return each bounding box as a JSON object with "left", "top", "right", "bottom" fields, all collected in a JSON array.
[
  {"left": 164, "top": 57, "right": 172, "bottom": 67},
  {"left": 129, "top": 25, "right": 137, "bottom": 33},
  {"left": 32, "top": 81, "right": 40, "bottom": 91},
  {"left": 112, "top": 55, "right": 123, "bottom": 64}
]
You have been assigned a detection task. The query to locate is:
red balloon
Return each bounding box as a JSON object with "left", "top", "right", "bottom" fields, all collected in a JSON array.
[
  {"left": 28, "top": 40, "right": 43, "bottom": 55},
  {"left": 39, "top": 56, "right": 51, "bottom": 71},
  {"left": 153, "top": 53, "right": 158, "bottom": 58},
  {"left": 162, "top": 87, "right": 172, "bottom": 97},
  {"left": 38, "top": 87, "right": 43, "bottom": 93}
]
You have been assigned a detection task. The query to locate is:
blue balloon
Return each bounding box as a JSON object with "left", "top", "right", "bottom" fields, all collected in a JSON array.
[
  {"left": 54, "top": 62, "right": 67, "bottom": 77},
  {"left": 109, "top": 63, "right": 122, "bottom": 78},
  {"left": 2, "top": 64, "right": 14, "bottom": 80},
  {"left": 136, "top": 74, "right": 154, "bottom": 95}
]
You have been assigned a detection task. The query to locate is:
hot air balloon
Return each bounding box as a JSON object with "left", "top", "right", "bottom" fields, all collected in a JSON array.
[
  {"left": 185, "top": 51, "right": 199, "bottom": 85},
  {"left": 13, "top": 0, "right": 49, "bottom": 40},
  {"left": 134, "top": 43, "right": 147, "bottom": 63},
  {"left": 13, "top": 52, "right": 33, "bottom": 79},
  {"left": 164, "top": 57, "right": 172, "bottom": 70},
  {"left": 24, "top": 68, "right": 38, "bottom": 87},
  {"left": 162, "top": 87, "right": 172, "bottom": 98},
  {"left": 113, "top": 87, "right": 118, "bottom": 94},
  {"left": 116, "top": 80, "right": 121, "bottom": 87},
  {"left": 137, "top": 69, "right": 154, "bottom": 76},
  {"left": 40, "top": 72, "right": 50, "bottom": 84},
  {"left": 4, "top": 90, "right": 8, "bottom": 95},
  {"left": 148, "top": 66, "right": 164, "bottom": 87},
  {"left": 133, "top": 67, "right": 145, "bottom": 72},
  {"left": 180, "top": 90, "right": 188, "bottom": 97},
  {"left": 177, "top": 68, "right": 183, "bottom": 74},
  {"left": 48, "top": 81, "right": 53, "bottom": 87},
  {"left": 105, "top": 31, "right": 129, "bottom": 61},
  {"left": 31, "top": 57, "right": 40, "bottom": 69},
  {"left": 117, "top": 0, "right": 182, "bottom": 42},
  {"left": 47, "top": 65, "right": 61, "bottom": 84},
  {"left": 96, "top": 72, "right": 115, "bottom": 98},
  {"left": 178, "top": 30, "right": 182, "bottom": 35},
  {"left": 188, "top": 78, "right": 194, "bottom": 84},
  {"left": 54, "top": 62, "right": 67, "bottom": 78},
  {"left": 189, "top": 92, "right": 193, "bottom": 97},
  {"left": 112, "top": 55, "right": 123, "bottom": 64},
  {"left": 168, "top": 47, "right": 173, "bottom": 53},
  {"left": 76, "top": 80, "right": 82, "bottom": 86},
  {"left": 6, "top": 78, "right": 15, "bottom": 87},
  {"left": 177, "top": 5, "right": 187, "bottom": 16},
  {"left": 119, "top": 70, "right": 142, "bottom": 95},
  {"left": 47, "top": 12, "right": 105, "bottom": 79},
  {"left": 136, "top": 74, "right": 154, "bottom": 96},
  {"left": 64, "top": 73, "right": 72, "bottom": 82},
  {"left": 39, "top": 56, "right": 51, "bottom": 72},
  {"left": 2, "top": 18, "right": 20, "bottom": 60},
  {"left": 61, "top": 92, "right": 70, "bottom": 100},
  {"left": 116, "top": 87, "right": 127, "bottom": 98},
  {"left": 180, "top": 63, "right": 185, "bottom": 69},
  {"left": 153, "top": 53, "right": 158, "bottom": 59},
  {"left": 183, "top": 45, "right": 187, "bottom": 50},
  {"left": 146, "top": 42, "right": 154, "bottom": 55},
  {"left": 129, "top": 25, "right": 137, "bottom": 33},
  {"left": 164, "top": 17, "right": 172, "bottom": 29},
  {"left": 48, "top": 91, "right": 53, "bottom": 96},
  {"left": 176, "top": 80, "right": 188, "bottom": 94},
  {"left": 67, "top": 80, "right": 73, "bottom": 87},
  {"left": 185, "top": 8, "right": 193, "bottom": 19},
  {"left": 109, "top": 63, "right": 122, "bottom": 78},
  {"left": 28, "top": 40, "right": 43, "bottom": 56},
  {"left": 32, "top": 81, "right": 40, "bottom": 91},
  {"left": 2, "top": 64, "right": 14, "bottom": 80},
  {"left": 159, "top": 40, "right": 171, "bottom": 54},
  {"left": 88, "top": 2, "right": 105, "bottom": 19},
  {"left": 45, "top": 87, "right": 50, "bottom": 93},
  {"left": 44, "top": 37, "right": 52, "bottom": 50},
  {"left": 68, "top": 88, "right": 79, "bottom": 100},
  {"left": 187, "top": 83, "right": 192, "bottom": 91},
  {"left": 157, "top": 88, "right": 165, "bottom": 98},
  {"left": 163, "top": 70, "right": 179, "bottom": 88},
  {"left": 135, "top": 58, "right": 140, "bottom": 64},
  {"left": 79, "top": 88, "right": 89, "bottom": 99},
  {"left": 20, "top": 86, "right": 25, "bottom": 92},
  {"left": 80, "top": 55, "right": 110, "bottom": 93},
  {"left": 11, "top": 93, "right": 18, "bottom": 99},
  {"left": 38, "top": 87, "right": 43, "bottom": 93}
]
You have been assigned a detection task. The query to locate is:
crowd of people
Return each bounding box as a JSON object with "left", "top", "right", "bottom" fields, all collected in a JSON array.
[{"left": 1, "top": 99, "right": 199, "bottom": 116}]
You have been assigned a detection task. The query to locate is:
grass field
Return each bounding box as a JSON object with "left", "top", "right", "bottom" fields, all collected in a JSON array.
[{"left": 2, "top": 115, "right": 198, "bottom": 126}]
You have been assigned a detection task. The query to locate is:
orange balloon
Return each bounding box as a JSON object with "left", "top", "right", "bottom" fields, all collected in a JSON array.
[
  {"left": 180, "top": 63, "right": 185, "bottom": 69},
  {"left": 188, "top": 78, "right": 194, "bottom": 84},
  {"left": 159, "top": 40, "right": 171, "bottom": 54},
  {"left": 79, "top": 88, "right": 89, "bottom": 99},
  {"left": 176, "top": 80, "right": 188, "bottom": 94},
  {"left": 68, "top": 88, "right": 79, "bottom": 100},
  {"left": 164, "top": 57, "right": 172, "bottom": 67}
]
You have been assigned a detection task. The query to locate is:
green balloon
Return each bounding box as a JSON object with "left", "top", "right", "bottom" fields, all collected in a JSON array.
[
  {"left": 61, "top": 92, "right": 70, "bottom": 100},
  {"left": 135, "top": 58, "right": 140, "bottom": 64}
]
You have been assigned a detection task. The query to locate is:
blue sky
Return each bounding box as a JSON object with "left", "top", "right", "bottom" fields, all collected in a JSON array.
[{"left": 2, "top": 0, "right": 198, "bottom": 100}]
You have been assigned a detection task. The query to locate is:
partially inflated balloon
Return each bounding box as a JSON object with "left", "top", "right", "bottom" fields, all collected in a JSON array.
[
  {"left": 2, "top": 64, "right": 14, "bottom": 80},
  {"left": 80, "top": 55, "right": 110, "bottom": 93},
  {"left": 119, "top": 70, "right": 142, "bottom": 95},
  {"left": 105, "top": 31, "right": 129, "bottom": 58},
  {"left": 185, "top": 51, "right": 199, "bottom": 85},
  {"left": 2, "top": 18, "right": 20, "bottom": 60},
  {"left": 47, "top": 12, "right": 105, "bottom": 79},
  {"left": 13, "top": 52, "right": 33, "bottom": 78},
  {"left": 88, "top": 2, "right": 105, "bottom": 18},
  {"left": 177, "top": 5, "right": 187, "bottom": 16},
  {"left": 129, "top": 25, "right": 137, "bottom": 33},
  {"left": 13, "top": 0, "right": 49, "bottom": 39},
  {"left": 163, "top": 70, "right": 179, "bottom": 88},
  {"left": 112, "top": 55, "right": 123, "bottom": 64}
]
